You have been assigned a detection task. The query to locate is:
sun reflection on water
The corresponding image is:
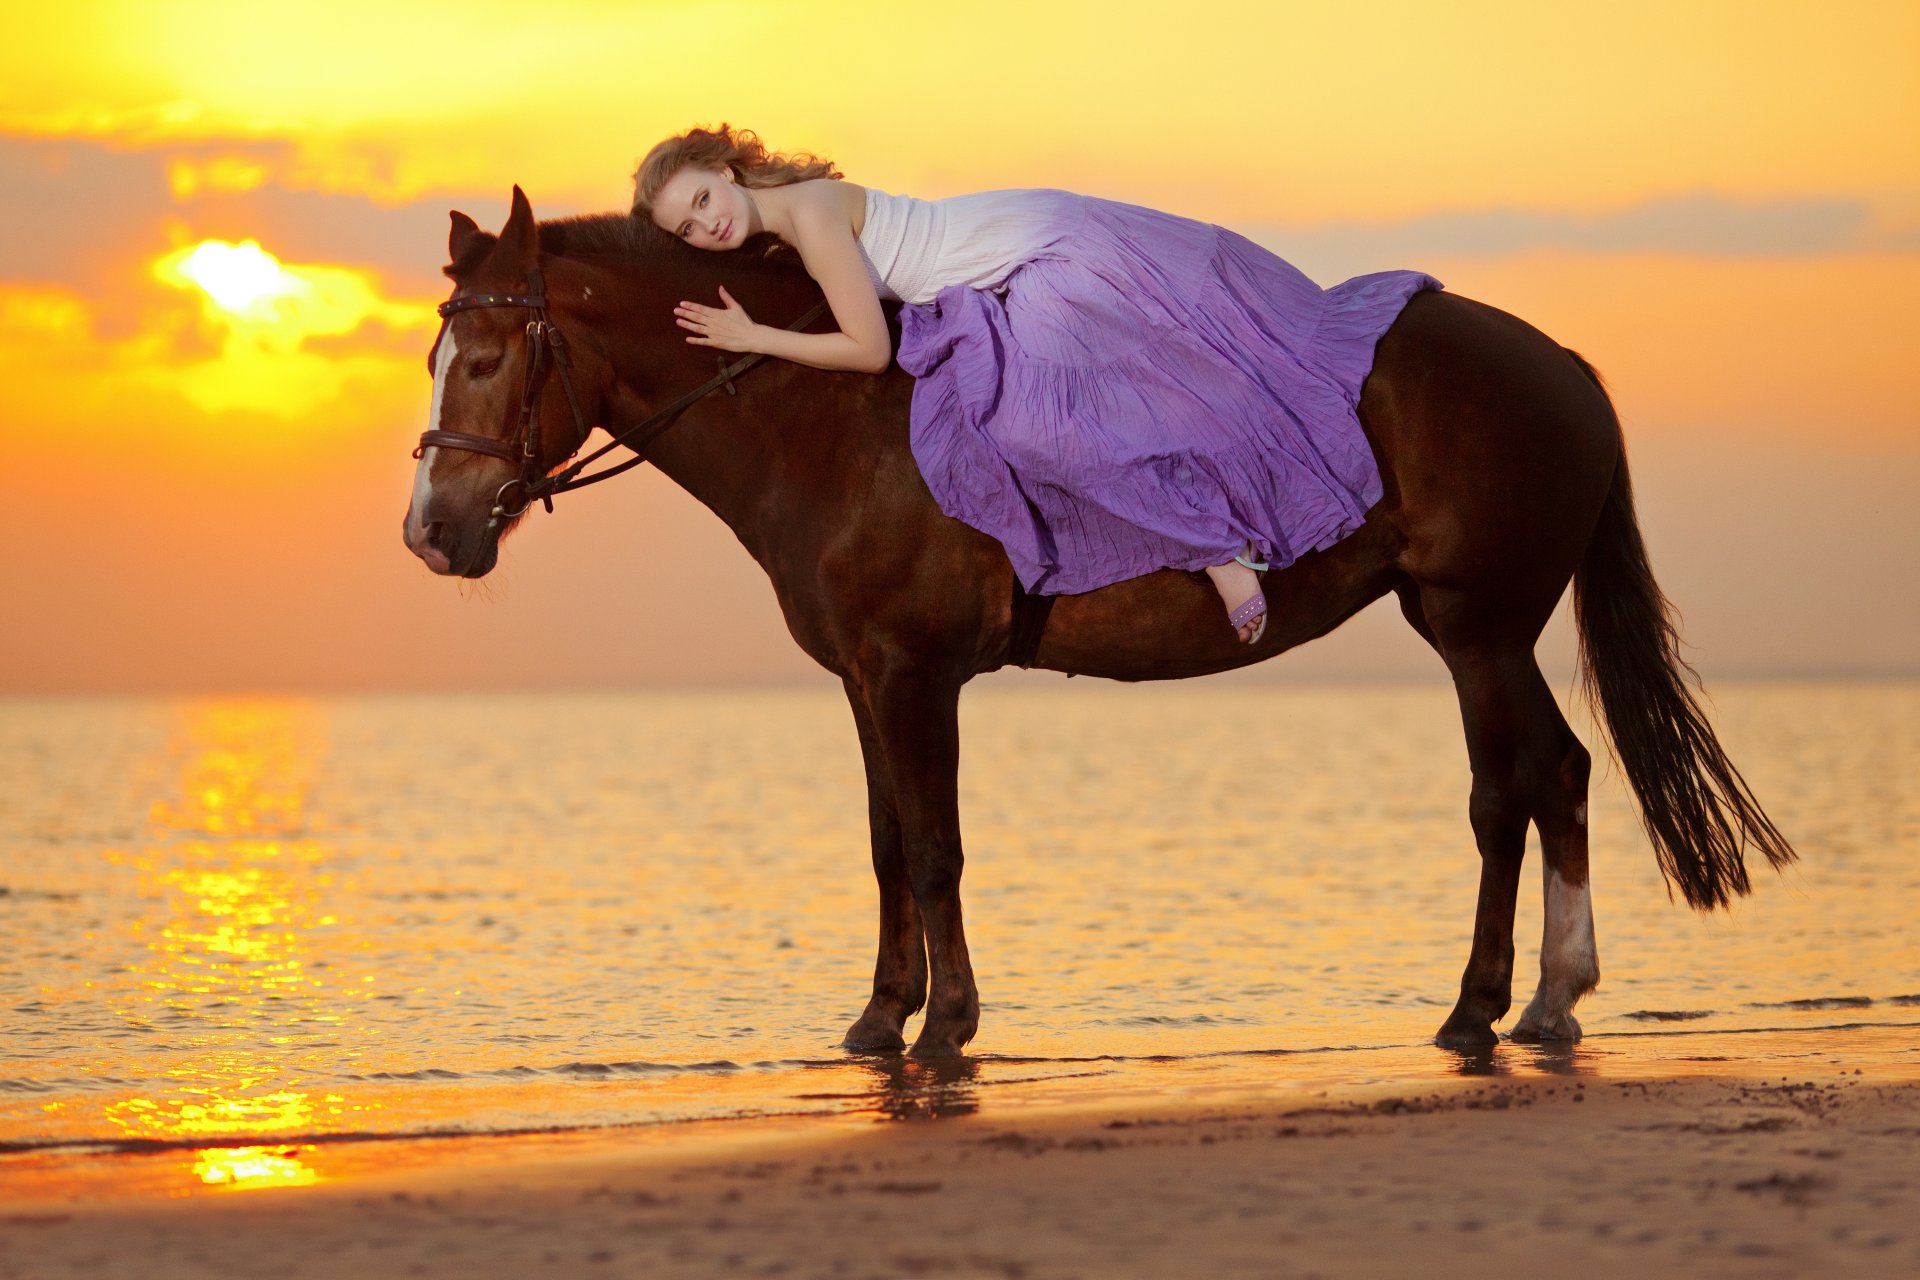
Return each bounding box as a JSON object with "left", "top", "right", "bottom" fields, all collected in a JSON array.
[
  {"left": 192, "top": 1145, "right": 320, "bottom": 1189},
  {"left": 5, "top": 684, "right": 1914, "bottom": 1204},
  {"left": 97, "top": 702, "right": 374, "bottom": 1187}
]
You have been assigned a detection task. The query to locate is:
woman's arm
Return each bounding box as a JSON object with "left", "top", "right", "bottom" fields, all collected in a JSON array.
[{"left": 673, "top": 189, "right": 893, "bottom": 374}]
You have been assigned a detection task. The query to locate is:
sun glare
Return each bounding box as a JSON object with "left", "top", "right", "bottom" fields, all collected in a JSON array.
[
  {"left": 143, "top": 240, "right": 435, "bottom": 418},
  {"left": 167, "top": 240, "right": 299, "bottom": 316},
  {"left": 193, "top": 1145, "right": 319, "bottom": 1189}
]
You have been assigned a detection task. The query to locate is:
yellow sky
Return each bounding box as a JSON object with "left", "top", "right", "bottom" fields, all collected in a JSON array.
[
  {"left": 0, "top": 0, "right": 1915, "bottom": 691},
  {"left": 8, "top": 1, "right": 1918, "bottom": 216}
]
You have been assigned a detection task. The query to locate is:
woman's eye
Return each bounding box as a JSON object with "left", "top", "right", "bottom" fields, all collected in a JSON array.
[{"left": 698, "top": 192, "right": 708, "bottom": 207}]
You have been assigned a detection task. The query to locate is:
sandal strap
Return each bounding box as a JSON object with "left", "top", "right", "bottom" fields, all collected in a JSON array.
[
  {"left": 1234, "top": 553, "right": 1270, "bottom": 572},
  {"left": 1228, "top": 594, "right": 1268, "bottom": 627}
]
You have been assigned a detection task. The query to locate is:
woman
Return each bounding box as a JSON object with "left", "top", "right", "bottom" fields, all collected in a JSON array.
[{"left": 634, "top": 125, "right": 1439, "bottom": 644}]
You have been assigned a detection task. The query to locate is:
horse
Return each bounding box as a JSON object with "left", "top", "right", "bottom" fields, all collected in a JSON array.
[{"left": 402, "top": 187, "right": 1795, "bottom": 1058}]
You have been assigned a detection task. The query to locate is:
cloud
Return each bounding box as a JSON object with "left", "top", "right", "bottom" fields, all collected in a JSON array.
[
  {"left": 0, "top": 136, "right": 472, "bottom": 429},
  {"left": 1252, "top": 192, "right": 1914, "bottom": 283},
  {"left": 0, "top": 134, "right": 524, "bottom": 423},
  {"left": 0, "top": 137, "right": 174, "bottom": 290},
  {"left": 0, "top": 135, "right": 558, "bottom": 301}
]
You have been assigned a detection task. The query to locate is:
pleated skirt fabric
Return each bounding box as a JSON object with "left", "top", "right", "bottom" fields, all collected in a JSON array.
[{"left": 895, "top": 191, "right": 1439, "bottom": 595}]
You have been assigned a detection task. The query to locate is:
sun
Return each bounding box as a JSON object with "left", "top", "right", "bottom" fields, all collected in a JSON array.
[{"left": 160, "top": 240, "right": 303, "bottom": 317}]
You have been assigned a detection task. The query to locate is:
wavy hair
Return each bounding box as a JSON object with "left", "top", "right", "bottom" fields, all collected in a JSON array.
[{"left": 632, "top": 124, "right": 840, "bottom": 220}]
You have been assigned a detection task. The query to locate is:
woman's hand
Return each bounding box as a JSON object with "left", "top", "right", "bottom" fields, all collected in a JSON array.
[{"left": 674, "top": 286, "right": 761, "bottom": 354}]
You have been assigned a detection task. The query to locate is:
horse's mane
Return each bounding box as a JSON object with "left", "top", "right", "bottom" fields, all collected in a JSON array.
[{"left": 450, "top": 212, "right": 811, "bottom": 282}]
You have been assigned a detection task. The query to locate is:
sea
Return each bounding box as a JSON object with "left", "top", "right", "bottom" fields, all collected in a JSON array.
[{"left": 3, "top": 680, "right": 1915, "bottom": 1193}]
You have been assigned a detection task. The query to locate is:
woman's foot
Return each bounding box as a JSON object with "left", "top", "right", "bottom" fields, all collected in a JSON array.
[{"left": 1204, "top": 545, "right": 1268, "bottom": 645}]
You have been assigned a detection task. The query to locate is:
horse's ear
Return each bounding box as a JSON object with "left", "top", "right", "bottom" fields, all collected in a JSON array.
[
  {"left": 496, "top": 185, "right": 539, "bottom": 275},
  {"left": 449, "top": 210, "right": 482, "bottom": 261},
  {"left": 444, "top": 211, "right": 494, "bottom": 279}
]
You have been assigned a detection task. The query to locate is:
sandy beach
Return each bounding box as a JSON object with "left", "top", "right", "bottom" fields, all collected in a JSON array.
[{"left": 8, "top": 1062, "right": 1919, "bottom": 1280}]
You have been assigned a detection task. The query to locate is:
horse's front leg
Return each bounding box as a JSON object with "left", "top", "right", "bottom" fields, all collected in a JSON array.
[
  {"left": 841, "top": 681, "right": 927, "bottom": 1051},
  {"left": 857, "top": 669, "right": 978, "bottom": 1057}
]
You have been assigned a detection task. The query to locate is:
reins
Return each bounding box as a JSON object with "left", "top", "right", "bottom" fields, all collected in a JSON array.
[{"left": 416, "top": 267, "right": 828, "bottom": 532}]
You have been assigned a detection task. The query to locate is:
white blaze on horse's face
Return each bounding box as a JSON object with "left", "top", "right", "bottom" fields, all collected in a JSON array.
[{"left": 404, "top": 326, "right": 459, "bottom": 571}]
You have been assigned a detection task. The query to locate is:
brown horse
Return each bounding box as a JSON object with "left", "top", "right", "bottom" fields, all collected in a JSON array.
[{"left": 402, "top": 188, "right": 1794, "bottom": 1056}]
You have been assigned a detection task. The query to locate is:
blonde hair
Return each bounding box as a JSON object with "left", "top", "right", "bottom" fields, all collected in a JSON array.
[{"left": 632, "top": 124, "right": 840, "bottom": 220}]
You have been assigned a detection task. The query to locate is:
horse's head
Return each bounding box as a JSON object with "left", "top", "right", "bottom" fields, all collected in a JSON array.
[{"left": 403, "top": 187, "right": 595, "bottom": 578}]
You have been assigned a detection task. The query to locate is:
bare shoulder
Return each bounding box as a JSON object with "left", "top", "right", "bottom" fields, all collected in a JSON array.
[{"left": 783, "top": 179, "right": 867, "bottom": 235}]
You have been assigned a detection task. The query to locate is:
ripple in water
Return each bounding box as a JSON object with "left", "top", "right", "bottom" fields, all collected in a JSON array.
[{"left": 1, "top": 682, "right": 1914, "bottom": 1183}]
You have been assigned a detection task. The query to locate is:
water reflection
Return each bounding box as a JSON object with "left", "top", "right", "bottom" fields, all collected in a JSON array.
[
  {"left": 192, "top": 1144, "right": 319, "bottom": 1188},
  {"left": 855, "top": 1055, "right": 983, "bottom": 1120},
  {"left": 4, "top": 682, "right": 1913, "bottom": 1200},
  {"left": 1442, "top": 1040, "right": 1600, "bottom": 1077},
  {"left": 1440, "top": 1046, "right": 1505, "bottom": 1077},
  {"left": 99, "top": 702, "right": 369, "bottom": 1189}
]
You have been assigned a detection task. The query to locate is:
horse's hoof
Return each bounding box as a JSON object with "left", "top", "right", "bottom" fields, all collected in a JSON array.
[
  {"left": 1434, "top": 1018, "right": 1500, "bottom": 1048},
  {"left": 1510, "top": 1008, "right": 1583, "bottom": 1043},
  {"left": 842, "top": 1014, "right": 907, "bottom": 1053},
  {"left": 907, "top": 1023, "right": 974, "bottom": 1059}
]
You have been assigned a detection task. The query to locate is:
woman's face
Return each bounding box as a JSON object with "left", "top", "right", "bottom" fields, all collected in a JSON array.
[{"left": 652, "top": 164, "right": 753, "bottom": 251}]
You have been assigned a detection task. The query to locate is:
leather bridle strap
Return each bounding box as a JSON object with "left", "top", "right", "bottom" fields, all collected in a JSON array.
[
  {"left": 416, "top": 279, "right": 829, "bottom": 515},
  {"left": 539, "top": 298, "right": 830, "bottom": 497},
  {"left": 414, "top": 273, "right": 583, "bottom": 523}
]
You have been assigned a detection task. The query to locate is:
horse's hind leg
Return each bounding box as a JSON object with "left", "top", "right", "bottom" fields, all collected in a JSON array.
[
  {"left": 1431, "top": 628, "right": 1598, "bottom": 1045},
  {"left": 841, "top": 683, "right": 928, "bottom": 1051},
  {"left": 1511, "top": 714, "right": 1598, "bottom": 1042}
]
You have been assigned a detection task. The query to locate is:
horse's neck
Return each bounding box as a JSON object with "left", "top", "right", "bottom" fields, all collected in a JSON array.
[
  {"left": 580, "top": 260, "right": 828, "bottom": 554},
  {"left": 635, "top": 364, "right": 811, "bottom": 538}
]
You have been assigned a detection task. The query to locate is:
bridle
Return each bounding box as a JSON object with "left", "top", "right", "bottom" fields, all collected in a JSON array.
[{"left": 415, "top": 267, "right": 828, "bottom": 533}]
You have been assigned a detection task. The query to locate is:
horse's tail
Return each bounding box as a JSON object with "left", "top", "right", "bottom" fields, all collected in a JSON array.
[{"left": 1565, "top": 349, "right": 1796, "bottom": 910}]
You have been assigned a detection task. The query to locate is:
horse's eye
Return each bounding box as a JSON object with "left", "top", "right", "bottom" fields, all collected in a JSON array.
[{"left": 470, "top": 357, "right": 501, "bottom": 378}]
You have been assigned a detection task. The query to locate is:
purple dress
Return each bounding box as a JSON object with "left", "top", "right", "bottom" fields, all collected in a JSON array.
[{"left": 856, "top": 187, "right": 1440, "bottom": 595}]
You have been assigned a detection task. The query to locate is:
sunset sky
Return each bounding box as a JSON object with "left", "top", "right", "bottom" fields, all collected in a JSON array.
[{"left": 2, "top": 0, "right": 1914, "bottom": 692}]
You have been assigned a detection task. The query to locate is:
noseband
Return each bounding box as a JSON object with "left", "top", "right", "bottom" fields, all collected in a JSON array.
[{"left": 416, "top": 268, "right": 827, "bottom": 533}]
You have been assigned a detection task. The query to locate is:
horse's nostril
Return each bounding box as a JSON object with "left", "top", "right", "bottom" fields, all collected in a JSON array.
[{"left": 423, "top": 520, "right": 448, "bottom": 549}]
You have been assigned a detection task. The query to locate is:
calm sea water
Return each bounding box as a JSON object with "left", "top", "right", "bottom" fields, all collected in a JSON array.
[{"left": 3, "top": 681, "right": 1915, "bottom": 1191}]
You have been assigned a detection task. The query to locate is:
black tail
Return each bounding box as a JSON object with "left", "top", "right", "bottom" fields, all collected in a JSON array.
[{"left": 1566, "top": 350, "right": 1796, "bottom": 909}]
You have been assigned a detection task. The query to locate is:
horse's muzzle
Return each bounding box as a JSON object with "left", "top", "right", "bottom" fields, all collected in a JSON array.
[{"left": 405, "top": 516, "right": 499, "bottom": 578}]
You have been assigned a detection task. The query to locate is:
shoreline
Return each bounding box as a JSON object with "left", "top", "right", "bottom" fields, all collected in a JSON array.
[{"left": 7, "top": 1058, "right": 1919, "bottom": 1279}]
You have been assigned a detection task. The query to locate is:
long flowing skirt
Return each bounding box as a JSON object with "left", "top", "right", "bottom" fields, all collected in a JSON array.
[{"left": 897, "top": 192, "right": 1440, "bottom": 595}]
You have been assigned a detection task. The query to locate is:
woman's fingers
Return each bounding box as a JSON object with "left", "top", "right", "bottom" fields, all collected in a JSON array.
[{"left": 674, "top": 292, "right": 746, "bottom": 350}]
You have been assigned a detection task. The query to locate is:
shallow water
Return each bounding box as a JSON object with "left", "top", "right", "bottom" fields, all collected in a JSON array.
[{"left": 2, "top": 681, "right": 1915, "bottom": 1192}]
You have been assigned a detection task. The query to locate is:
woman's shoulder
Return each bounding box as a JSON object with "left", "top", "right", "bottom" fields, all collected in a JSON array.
[{"left": 782, "top": 178, "right": 867, "bottom": 221}]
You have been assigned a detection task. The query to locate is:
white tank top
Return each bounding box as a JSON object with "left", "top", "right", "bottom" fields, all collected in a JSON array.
[{"left": 856, "top": 186, "right": 1072, "bottom": 305}]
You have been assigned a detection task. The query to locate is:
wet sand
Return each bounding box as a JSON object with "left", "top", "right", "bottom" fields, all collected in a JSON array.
[{"left": 7, "top": 1066, "right": 1919, "bottom": 1279}]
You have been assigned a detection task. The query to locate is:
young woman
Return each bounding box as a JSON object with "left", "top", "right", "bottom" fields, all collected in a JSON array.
[{"left": 633, "top": 125, "right": 1439, "bottom": 645}]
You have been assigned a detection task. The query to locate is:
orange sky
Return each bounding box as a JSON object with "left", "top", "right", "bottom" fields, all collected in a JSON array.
[{"left": 1, "top": 0, "right": 1915, "bottom": 692}]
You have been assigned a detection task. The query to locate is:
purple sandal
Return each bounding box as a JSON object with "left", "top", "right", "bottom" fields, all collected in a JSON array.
[
  {"left": 1227, "top": 550, "right": 1269, "bottom": 645},
  {"left": 1228, "top": 591, "right": 1268, "bottom": 645}
]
